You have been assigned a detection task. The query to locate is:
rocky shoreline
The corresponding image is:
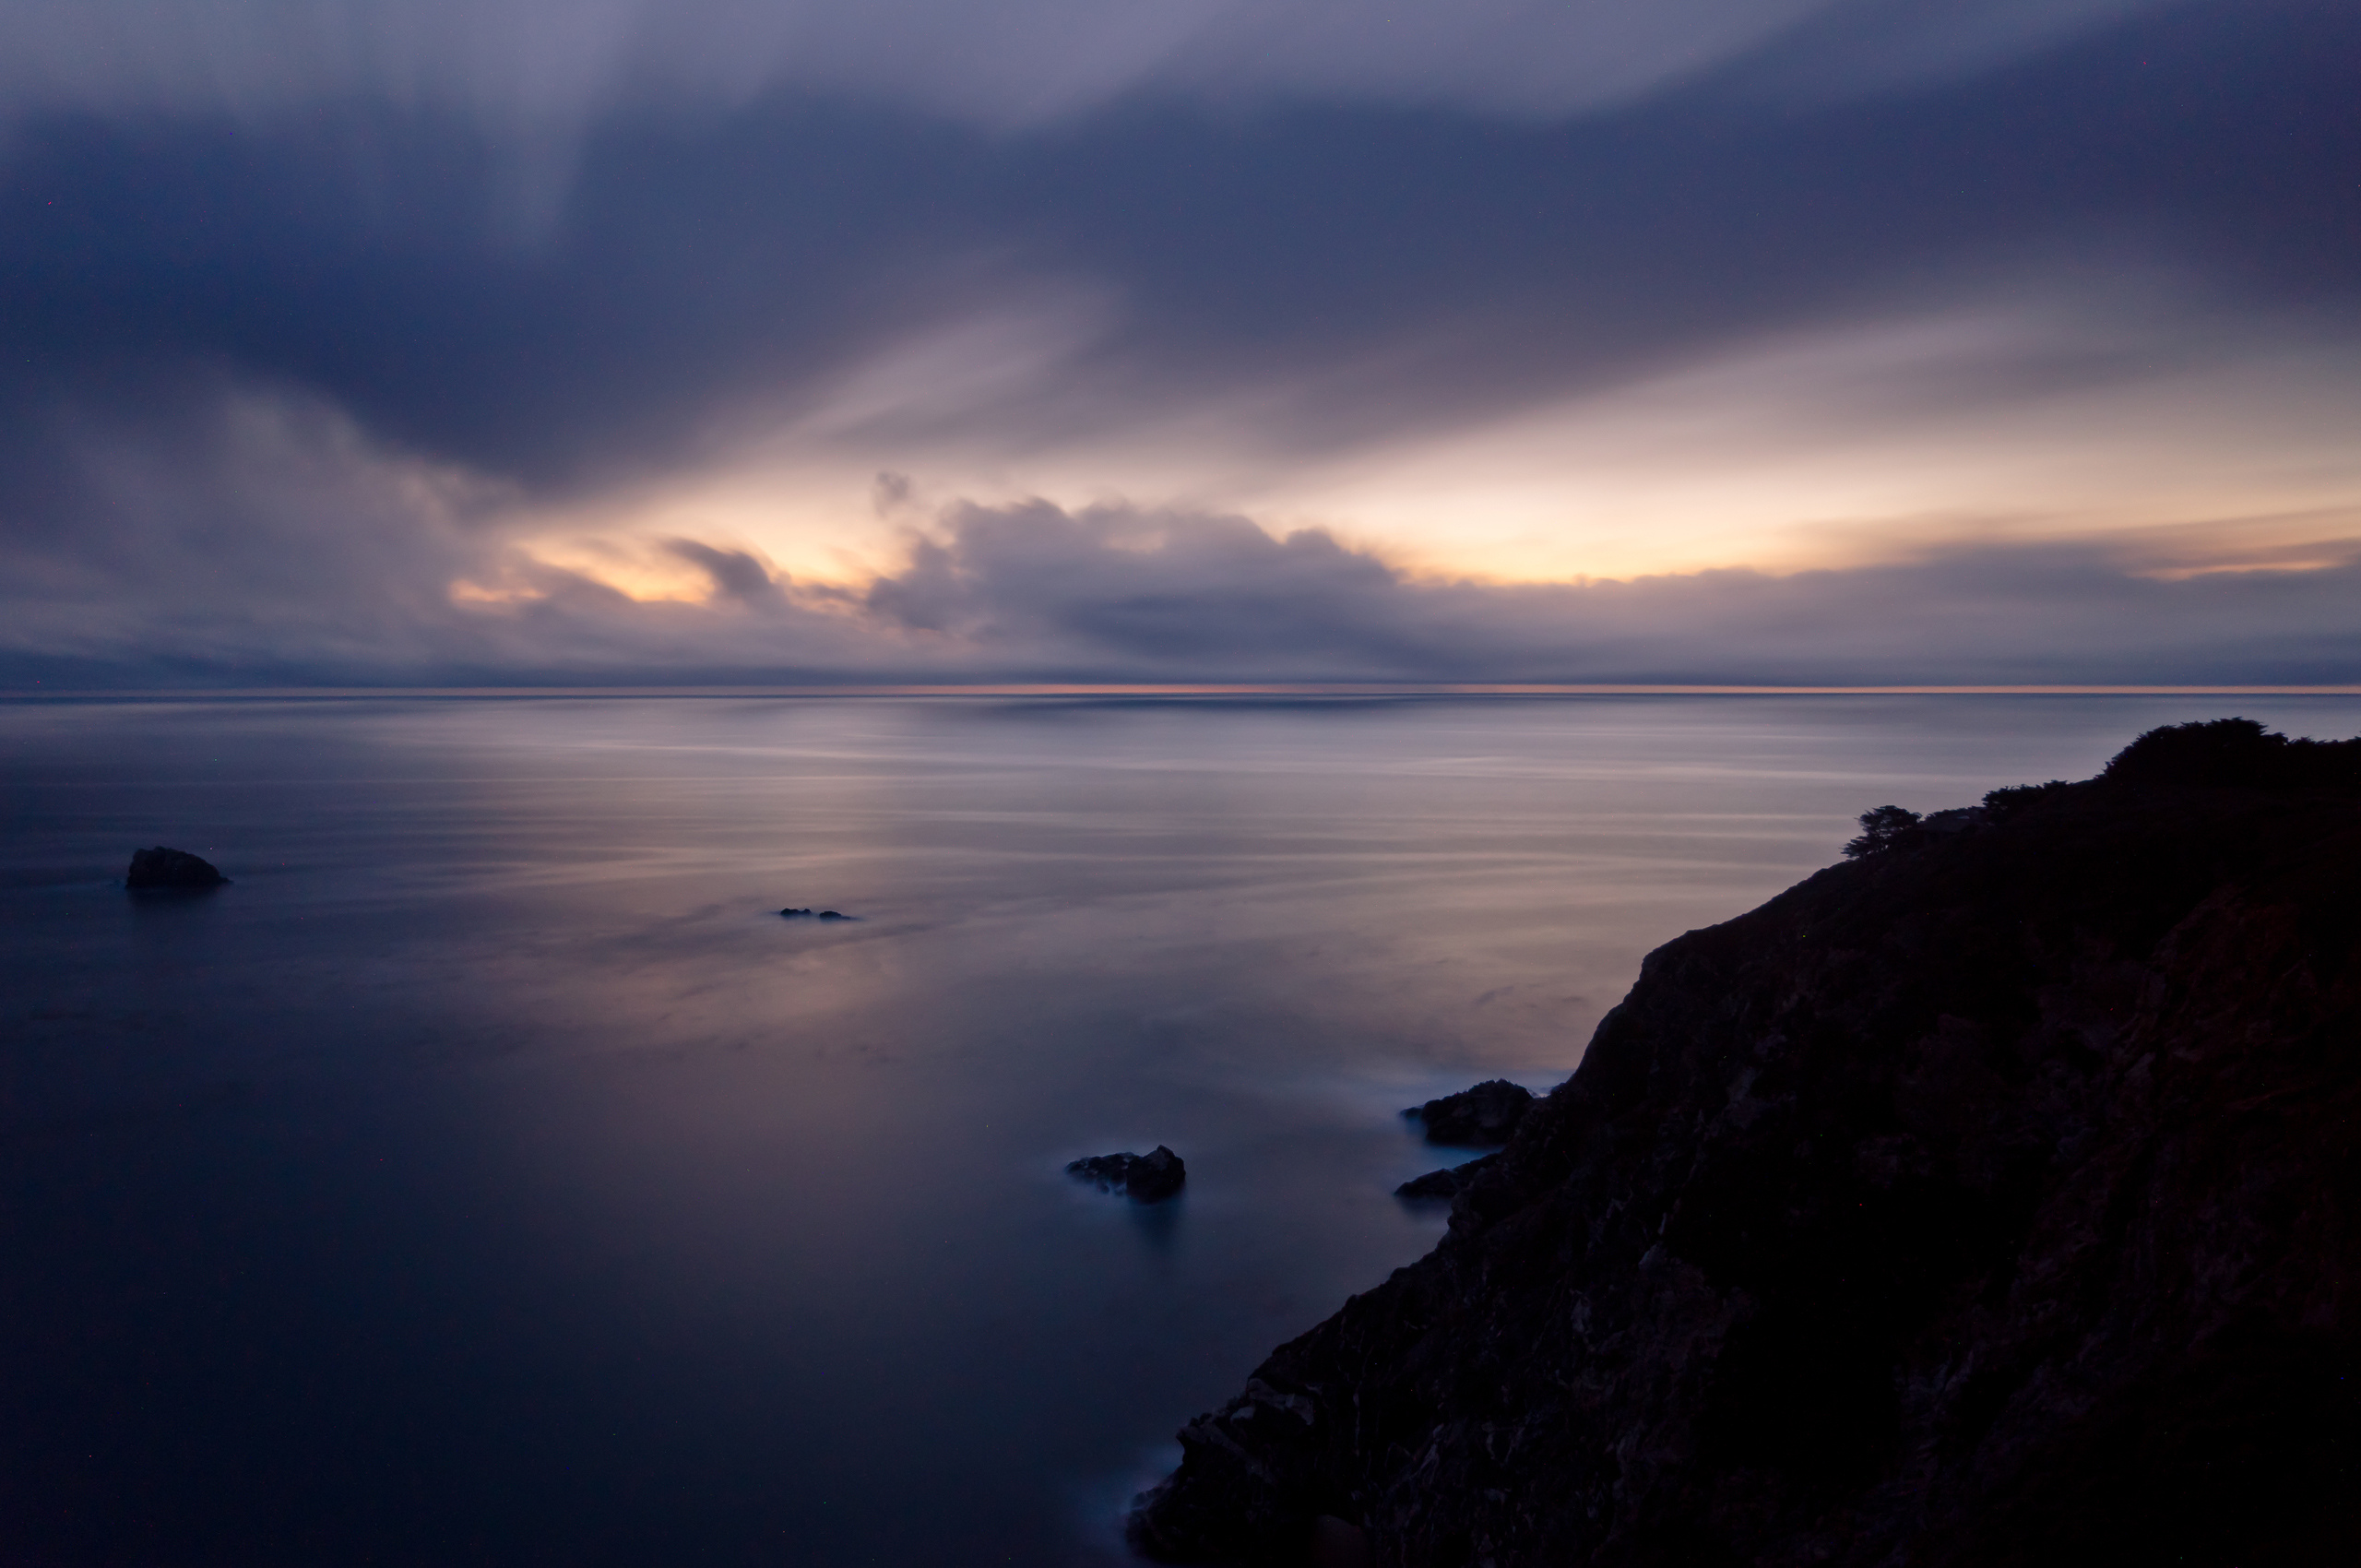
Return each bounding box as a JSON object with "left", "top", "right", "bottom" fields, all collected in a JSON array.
[{"left": 1128, "top": 720, "right": 2361, "bottom": 1566}]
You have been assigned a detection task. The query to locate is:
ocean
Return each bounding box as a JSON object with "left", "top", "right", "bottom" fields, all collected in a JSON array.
[{"left": 7, "top": 692, "right": 2357, "bottom": 1566}]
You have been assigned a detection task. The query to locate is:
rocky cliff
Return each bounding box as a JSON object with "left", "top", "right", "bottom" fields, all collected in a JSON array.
[{"left": 1130, "top": 720, "right": 2361, "bottom": 1566}]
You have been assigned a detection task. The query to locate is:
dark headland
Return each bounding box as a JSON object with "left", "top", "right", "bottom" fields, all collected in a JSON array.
[{"left": 1129, "top": 720, "right": 2361, "bottom": 1566}]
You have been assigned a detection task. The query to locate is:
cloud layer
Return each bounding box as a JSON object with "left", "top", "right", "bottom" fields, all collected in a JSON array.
[
  {"left": 0, "top": 0, "right": 2178, "bottom": 131},
  {"left": 1, "top": 0, "right": 2356, "bottom": 686},
  {"left": 5, "top": 398, "right": 2355, "bottom": 687}
]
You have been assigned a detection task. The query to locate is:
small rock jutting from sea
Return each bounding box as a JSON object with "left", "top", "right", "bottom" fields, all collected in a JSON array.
[
  {"left": 778, "top": 908, "right": 855, "bottom": 921},
  {"left": 1403, "top": 1078, "right": 1533, "bottom": 1146},
  {"left": 1066, "top": 1146, "right": 1187, "bottom": 1203},
  {"left": 125, "top": 847, "right": 228, "bottom": 889}
]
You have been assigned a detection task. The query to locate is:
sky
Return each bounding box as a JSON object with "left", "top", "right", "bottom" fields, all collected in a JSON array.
[{"left": 2, "top": 0, "right": 2356, "bottom": 686}]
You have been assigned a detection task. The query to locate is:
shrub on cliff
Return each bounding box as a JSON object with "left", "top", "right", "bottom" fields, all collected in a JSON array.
[
  {"left": 1843, "top": 804, "right": 1922, "bottom": 859},
  {"left": 1982, "top": 778, "right": 2075, "bottom": 817},
  {"left": 2103, "top": 717, "right": 2361, "bottom": 789}
]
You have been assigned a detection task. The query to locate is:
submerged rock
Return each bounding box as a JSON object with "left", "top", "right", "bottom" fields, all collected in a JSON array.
[
  {"left": 125, "top": 846, "right": 228, "bottom": 889},
  {"left": 1067, "top": 1145, "right": 1187, "bottom": 1203},
  {"left": 1394, "top": 1153, "right": 1500, "bottom": 1201},
  {"left": 1403, "top": 1078, "right": 1533, "bottom": 1146},
  {"left": 1129, "top": 719, "right": 2361, "bottom": 1566}
]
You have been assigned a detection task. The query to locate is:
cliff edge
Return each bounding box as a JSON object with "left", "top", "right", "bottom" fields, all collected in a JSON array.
[{"left": 1130, "top": 720, "right": 2361, "bottom": 1566}]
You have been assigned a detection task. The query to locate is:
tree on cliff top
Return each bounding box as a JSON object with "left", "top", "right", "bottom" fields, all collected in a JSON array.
[
  {"left": 1844, "top": 804, "right": 1922, "bottom": 859},
  {"left": 2103, "top": 717, "right": 2361, "bottom": 789}
]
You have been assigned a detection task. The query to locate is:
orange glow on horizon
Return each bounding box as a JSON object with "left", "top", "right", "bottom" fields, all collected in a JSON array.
[{"left": 463, "top": 300, "right": 2361, "bottom": 596}]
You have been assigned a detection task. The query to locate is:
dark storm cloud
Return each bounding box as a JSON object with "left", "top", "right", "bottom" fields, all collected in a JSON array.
[
  {"left": 1, "top": 0, "right": 2352, "bottom": 489},
  {"left": 0, "top": 2, "right": 2179, "bottom": 131},
  {"left": 0, "top": 0, "right": 2356, "bottom": 685}
]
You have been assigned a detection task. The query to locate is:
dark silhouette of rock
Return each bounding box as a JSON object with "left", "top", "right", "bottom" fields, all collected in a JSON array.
[
  {"left": 1403, "top": 1079, "right": 1532, "bottom": 1146},
  {"left": 1067, "top": 1145, "right": 1187, "bottom": 1203},
  {"left": 125, "top": 847, "right": 227, "bottom": 888},
  {"left": 780, "top": 908, "right": 856, "bottom": 921},
  {"left": 817, "top": 910, "right": 852, "bottom": 921},
  {"left": 1394, "top": 1154, "right": 1499, "bottom": 1200},
  {"left": 1129, "top": 720, "right": 2361, "bottom": 1567}
]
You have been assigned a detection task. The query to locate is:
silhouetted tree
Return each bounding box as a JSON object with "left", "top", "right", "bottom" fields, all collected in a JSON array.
[
  {"left": 2102, "top": 718, "right": 2279, "bottom": 786},
  {"left": 1844, "top": 804, "right": 1921, "bottom": 859},
  {"left": 2101, "top": 717, "right": 2361, "bottom": 790},
  {"left": 1983, "top": 779, "right": 2075, "bottom": 817}
]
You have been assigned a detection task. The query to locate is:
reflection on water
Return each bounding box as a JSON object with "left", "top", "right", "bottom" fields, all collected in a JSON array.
[{"left": 6, "top": 693, "right": 2357, "bottom": 1565}]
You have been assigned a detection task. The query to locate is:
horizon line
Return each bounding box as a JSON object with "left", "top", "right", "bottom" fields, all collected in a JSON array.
[{"left": 11, "top": 683, "right": 2361, "bottom": 700}]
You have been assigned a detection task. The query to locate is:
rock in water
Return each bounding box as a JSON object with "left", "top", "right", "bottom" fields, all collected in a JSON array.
[
  {"left": 1404, "top": 1078, "right": 1532, "bottom": 1145},
  {"left": 1066, "top": 1153, "right": 1131, "bottom": 1187},
  {"left": 1067, "top": 1145, "right": 1187, "bottom": 1203},
  {"left": 1125, "top": 1146, "right": 1186, "bottom": 1203},
  {"left": 1129, "top": 720, "right": 2361, "bottom": 1566},
  {"left": 125, "top": 846, "right": 227, "bottom": 888},
  {"left": 1394, "top": 1153, "right": 1500, "bottom": 1200}
]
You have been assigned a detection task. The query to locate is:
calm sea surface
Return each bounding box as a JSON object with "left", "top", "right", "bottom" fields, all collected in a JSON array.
[{"left": 7, "top": 693, "right": 2359, "bottom": 1566}]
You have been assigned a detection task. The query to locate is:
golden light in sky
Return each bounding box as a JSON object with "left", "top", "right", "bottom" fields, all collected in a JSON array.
[{"left": 483, "top": 293, "right": 2361, "bottom": 605}]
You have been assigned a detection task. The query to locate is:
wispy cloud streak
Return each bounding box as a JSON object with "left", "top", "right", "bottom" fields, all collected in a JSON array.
[{"left": 0, "top": 1, "right": 2180, "bottom": 132}]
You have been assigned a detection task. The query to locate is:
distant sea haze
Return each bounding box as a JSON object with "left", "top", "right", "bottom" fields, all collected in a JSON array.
[{"left": 6, "top": 692, "right": 2359, "bottom": 1565}]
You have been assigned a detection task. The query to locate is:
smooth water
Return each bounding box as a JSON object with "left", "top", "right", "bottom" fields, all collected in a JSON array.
[{"left": 7, "top": 693, "right": 2357, "bottom": 1567}]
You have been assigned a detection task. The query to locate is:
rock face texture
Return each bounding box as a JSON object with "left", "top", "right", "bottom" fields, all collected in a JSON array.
[
  {"left": 125, "top": 846, "right": 227, "bottom": 888},
  {"left": 1070, "top": 1146, "right": 1188, "bottom": 1203},
  {"left": 1406, "top": 1080, "right": 1534, "bottom": 1146},
  {"left": 1395, "top": 1156, "right": 1501, "bottom": 1202},
  {"left": 1130, "top": 721, "right": 2361, "bottom": 1567}
]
